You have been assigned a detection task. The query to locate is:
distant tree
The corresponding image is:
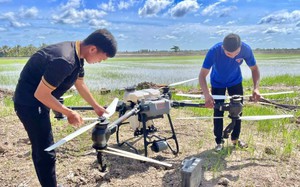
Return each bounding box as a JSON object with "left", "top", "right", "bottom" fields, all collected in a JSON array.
[
  {"left": 0, "top": 45, "right": 10, "bottom": 57},
  {"left": 171, "top": 45, "right": 180, "bottom": 52},
  {"left": 39, "top": 43, "right": 48, "bottom": 49}
]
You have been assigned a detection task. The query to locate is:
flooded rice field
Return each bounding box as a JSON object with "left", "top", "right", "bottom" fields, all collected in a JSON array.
[{"left": 1, "top": 57, "right": 300, "bottom": 91}]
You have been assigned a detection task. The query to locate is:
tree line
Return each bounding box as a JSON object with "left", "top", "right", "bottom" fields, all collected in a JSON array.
[
  {"left": 0, "top": 44, "right": 48, "bottom": 57},
  {"left": 0, "top": 44, "right": 300, "bottom": 57}
]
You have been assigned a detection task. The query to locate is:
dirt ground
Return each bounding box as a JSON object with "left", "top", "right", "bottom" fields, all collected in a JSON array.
[{"left": 0, "top": 88, "right": 300, "bottom": 187}]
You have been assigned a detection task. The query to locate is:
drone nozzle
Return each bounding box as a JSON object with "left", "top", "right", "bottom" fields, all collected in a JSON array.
[{"left": 151, "top": 140, "right": 168, "bottom": 152}]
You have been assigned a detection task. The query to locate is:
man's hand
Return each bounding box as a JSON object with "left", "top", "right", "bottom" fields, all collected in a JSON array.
[
  {"left": 251, "top": 89, "right": 261, "bottom": 102},
  {"left": 204, "top": 94, "right": 215, "bottom": 108},
  {"left": 66, "top": 110, "right": 84, "bottom": 127},
  {"left": 94, "top": 105, "right": 109, "bottom": 117}
]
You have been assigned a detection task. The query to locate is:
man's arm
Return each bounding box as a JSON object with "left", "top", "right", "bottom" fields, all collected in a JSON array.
[
  {"left": 34, "top": 79, "right": 83, "bottom": 126},
  {"left": 74, "top": 78, "right": 107, "bottom": 116},
  {"left": 199, "top": 67, "right": 214, "bottom": 108},
  {"left": 249, "top": 64, "right": 261, "bottom": 101}
]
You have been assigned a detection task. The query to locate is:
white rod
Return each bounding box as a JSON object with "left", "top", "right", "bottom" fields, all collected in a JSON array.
[{"left": 99, "top": 149, "right": 172, "bottom": 167}]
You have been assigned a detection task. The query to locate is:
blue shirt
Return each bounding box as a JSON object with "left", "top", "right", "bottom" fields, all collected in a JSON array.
[{"left": 202, "top": 42, "right": 256, "bottom": 88}]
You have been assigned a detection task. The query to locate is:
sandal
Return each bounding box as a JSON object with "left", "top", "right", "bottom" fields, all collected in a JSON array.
[{"left": 233, "top": 140, "right": 248, "bottom": 148}]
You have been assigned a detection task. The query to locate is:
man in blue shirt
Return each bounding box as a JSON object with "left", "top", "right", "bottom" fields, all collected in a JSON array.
[{"left": 199, "top": 33, "right": 261, "bottom": 151}]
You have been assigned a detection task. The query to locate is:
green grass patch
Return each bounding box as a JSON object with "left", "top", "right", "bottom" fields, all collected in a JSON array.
[
  {"left": 0, "top": 96, "right": 14, "bottom": 117},
  {"left": 0, "top": 57, "right": 28, "bottom": 64}
]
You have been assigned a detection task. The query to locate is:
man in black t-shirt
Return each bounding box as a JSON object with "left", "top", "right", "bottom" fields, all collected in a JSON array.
[{"left": 13, "top": 29, "right": 117, "bottom": 187}]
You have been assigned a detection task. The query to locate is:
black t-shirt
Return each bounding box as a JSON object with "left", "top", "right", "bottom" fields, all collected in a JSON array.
[{"left": 13, "top": 41, "right": 84, "bottom": 106}]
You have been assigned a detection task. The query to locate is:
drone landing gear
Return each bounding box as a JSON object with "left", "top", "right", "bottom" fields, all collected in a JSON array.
[{"left": 116, "top": 113, "right": 179, "bottom": 157}]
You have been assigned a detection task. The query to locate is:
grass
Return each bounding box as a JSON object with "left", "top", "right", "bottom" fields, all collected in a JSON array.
[{"left": 0, "top": 55, "right": 299, "bottom": 181}]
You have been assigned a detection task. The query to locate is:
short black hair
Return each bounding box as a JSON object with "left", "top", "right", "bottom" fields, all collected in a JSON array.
[
  {"left": 223, "top": 33, "right": 241, "bottom": 52},
  {"left": 83, "top": 29, "right": 117, "bottom": 57}
]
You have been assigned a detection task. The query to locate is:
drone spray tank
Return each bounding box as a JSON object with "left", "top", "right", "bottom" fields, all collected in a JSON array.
[{"left": 123, "top": 86, "right": 161, "bottom": 131}]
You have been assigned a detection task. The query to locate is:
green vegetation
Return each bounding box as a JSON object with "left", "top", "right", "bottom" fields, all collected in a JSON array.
[{"left": 0, "top": 55, "right": 299, "bottom": 176}]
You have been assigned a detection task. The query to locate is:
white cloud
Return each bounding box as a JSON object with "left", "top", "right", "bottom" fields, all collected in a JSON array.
[
  {"left": 0, "top": 11, "right": 15, "bottom": 20},
  {"left": 118, "top": 0, "right": 138, "bottom": 10},
  {"left": 160, "top": 34, "right": 178, "bottom": 40},
  {"left": 201, "top": 2, "right": 221, "bottom": 16},
  {"left": 201, "top": 1, "right": 236, "bottom": 17},
  {"left": 169, "top": 0, "right": 200, "bottom": 18},
  {"left": 258, "top": 10, "right": 300, "bottom": 24},
  {"left": 99, "top": 0, "right": 115, "bottom": 12},
  {"left": 226, "top": 20, "right": 236, "bottom": 25},
  {"left": 138, "top": 0, "right": 172, "bottom": 17},
  {"left": 88, "top": 19, "right": 111, "bottom": 28},
  {"left": 262, "top": 26, "right": 292, "bottom": 34},
  {"left": 20, "top": 7, "right": 38, "bottom": 18},
  {"left": 0, "top": 9, "right": 34, "bottom": 28},
  {"left": 59, "top": 0, "right": 81, "bottom": 11},
  {"left": 52, "top": 0, "right": 107, "bottom": 26},
  {"left": 37, "top": 36, "right": 46, "bottom": 39},
  {"left": 117, "top": 33, "right": 128, "bottom": 40},
  {"left": 0, "top": 27, "right": 7, "bottom": 31},
  {"left": 10, "top": 20, "right": 30, "bottom": 27}
]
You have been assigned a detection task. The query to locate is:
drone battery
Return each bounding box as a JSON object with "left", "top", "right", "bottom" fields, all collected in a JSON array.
[{"left": 180, "top": 157, "right": 203, "bottom": 187}]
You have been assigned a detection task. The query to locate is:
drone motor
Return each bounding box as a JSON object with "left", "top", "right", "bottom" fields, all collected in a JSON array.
[{"left": 92, "top": 117, "right": 111, "bottom": 150}]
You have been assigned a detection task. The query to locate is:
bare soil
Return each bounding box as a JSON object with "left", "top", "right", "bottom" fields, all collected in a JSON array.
[{"left": 0, "top": 87, "right": 300, "bottom": 187}]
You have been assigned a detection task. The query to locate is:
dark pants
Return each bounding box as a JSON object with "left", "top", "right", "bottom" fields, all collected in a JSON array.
[
  {"left": 14, "top": 103, "right": 57, "bottom": 187},
  {"left": 212, "top": 83, "right": 244, "bottom": 144}
]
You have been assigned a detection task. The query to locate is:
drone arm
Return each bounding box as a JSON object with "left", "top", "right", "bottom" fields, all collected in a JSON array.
[
  {"left": 171, "top": 101, "right": 205, "bottom": 108},
  {"left": 107, "top": 106, "right": 140, "bottom": 134},
  {"left": 68, "top": 106, "right": 94, "bottom": 110}
]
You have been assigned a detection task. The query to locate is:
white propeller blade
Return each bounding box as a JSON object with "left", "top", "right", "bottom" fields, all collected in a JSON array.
[
  {"left": 176, "top": 93, "right": 205, "bottom": 99},
  {"left": 239, "top": 114, "right": 294, "bottom": 121},
  {"left": 45, "top": 121, "right": 99, "bottom": 152},
  {"left": 82, "top": 117, "right": 100, "bottom": 121},
  {"left": 176, "top": 93, "right": 230, "bottom": 100},
  {"left": 177, "top": 91, "right": 294, "bottom": 100},
  {"left": 245, "top": 91, "right": 294, "bottom": 97},
  {"left": 45, "top": 98, "right": 119, "bottom": 152},
  {"left": 168, "top": 77, "right": 198, "bottom": 87},
  {"left": 99, "top": 147, "right": 172, "bottom": 167},
  {"left": 103, "top": 98, "right": 119, "bottom": 118},
  {"left": 177, "top": 116, "right": 224, "bottom": 120},
  {"left": 177, "top": 114, "right": 293, "bottom": 121}
]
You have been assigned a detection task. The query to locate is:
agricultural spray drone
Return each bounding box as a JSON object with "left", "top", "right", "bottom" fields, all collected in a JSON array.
[
  {"left": 45, "top": 78, "right": 294, "bottom": 171},
  {"left": 45, "top": 78, "right": 199, "bottom": 171}
]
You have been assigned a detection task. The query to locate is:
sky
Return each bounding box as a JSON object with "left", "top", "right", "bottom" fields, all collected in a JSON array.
[{"left": 0, "top": 0, "right": 300, "bottom": 51}]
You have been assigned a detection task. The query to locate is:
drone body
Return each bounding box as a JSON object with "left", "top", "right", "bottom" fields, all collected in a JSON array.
[{"left": 116, "top": 86, "right": 179, "bottom": 157}]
